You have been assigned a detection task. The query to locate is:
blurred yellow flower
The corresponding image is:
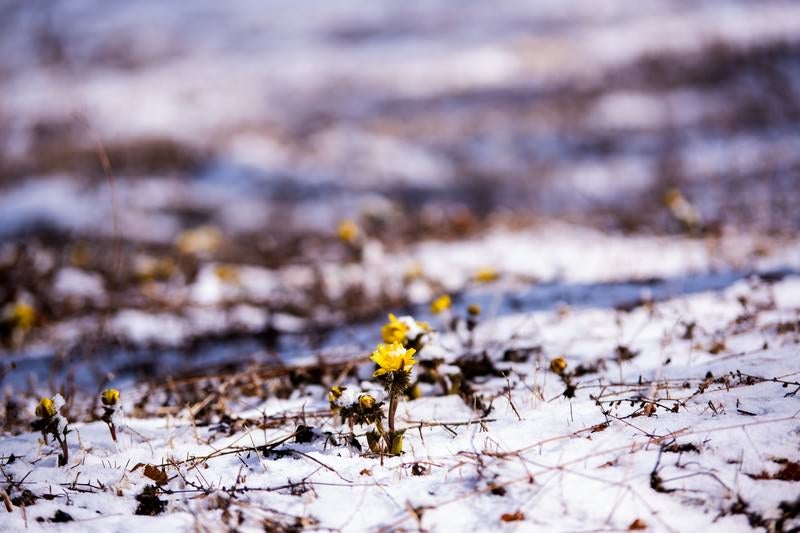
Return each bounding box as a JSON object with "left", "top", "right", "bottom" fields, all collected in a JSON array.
[
  {"left": 35, "top": 397, "right": 56, "bottom": 418},
  {"left": 370, "top": 342, "right": 416, "bottom": 377},
  {"left": 404, "top": 261, "right": 423, "bottom": 281},
  {"left": 550, "top": 357, "right": 568, "bottom": 375},
  {"left": 430, "top": 295, "right": 452, "bottom": 315},
  {"left": 327, "top": 386, "right": 344, "bottom": 405},
  {"left": 11, "top": 302, "right": 36, "bottom": 331},
  {"left": 664, "top": 188, "right": 701, "bottom": 230},
  {"left": 474, "top": 267, "right": 499, "bottom": 283},
  {"left": 134, "top": 255, "right": 176, "bottom": 282},
  {"left": 101, "top": 388, "right": 120, "bottom": 406},
  {"left": 214, "top": 264, "right": 241, "bottom": 284},
  {"left": 70, "top": 242, "right": 90, "bottom": 268},
  {"left": 176, "top": 226, "right": 222, "bottom": 256},
  {"left": 381, "top": 313, "right": 409, "bottom": 344},
  {"left": 337, "top": 219, "right": 360, "bottom": 243}
]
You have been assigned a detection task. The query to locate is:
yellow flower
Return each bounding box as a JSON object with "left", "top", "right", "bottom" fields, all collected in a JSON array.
[
  {"left": 663, "top": 188, "right": 682, "bottom": 209},
  {"left": 337, "top": 219, "right": 360, "bottom": 243},
  {"left": 370, "top": 342, "right": 416, "bottom": 377},
  {"left": 35, "top": 397, "right": 56, "bottom": 418},
  {"left": 176, "top": 225, "right": 222, "bottom": 256},
  {"left": 214, "top": 264, "right": 240, "bottom": 284},
  {"left": 474, "top": 267, "right": 499, "bottom": 283},
  {"left": 550, "top": 357, "right": 568, "bottom": 375},
  {"left": 430, "top": 295, "right": 452, "bottom": 315},
  {"left": 328, "top": 386, "right": 344, "bottom": 405},
  {"left": 101, "top": 388, "right": 120, "bottom": 406},
  {"left": 358, "top": 394, "right": 376, "bottom": 410},
  {"left": 134, "top": 255, "right": 176, "bottom": 282},
  {"left": 11, "top": 302, "right": 36, "bottom": 331},
  {"left": 664, "top": 188, "right": 701, "bottom": 230},
  {"left": 381, "top": 314, "right": 409, "bottom": 344}
]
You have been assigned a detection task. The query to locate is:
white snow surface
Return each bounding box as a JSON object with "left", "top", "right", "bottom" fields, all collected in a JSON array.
[{"left": 1, "top": 235, "right": 799, "bottom": 532}]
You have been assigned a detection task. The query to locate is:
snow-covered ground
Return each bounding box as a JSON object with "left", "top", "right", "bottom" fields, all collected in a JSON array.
[
  {"left": 1, "top": 1, "right": 799, "bottom": 531},
  {"left": 1, "top": 229, "right": 798, "bottom": 531}
]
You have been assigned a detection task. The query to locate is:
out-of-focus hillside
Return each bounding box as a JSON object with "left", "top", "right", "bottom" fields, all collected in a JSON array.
[{"left": 1, "top": 0, "right": 800, "bottom": 242}]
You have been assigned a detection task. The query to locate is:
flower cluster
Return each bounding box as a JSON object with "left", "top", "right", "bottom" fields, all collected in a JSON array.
[
  {"left": 31, "top": 394, "right": 70, "bottom": 466},
  {"left": 327, "top": 301, "right": 488, "bottom": 457}
]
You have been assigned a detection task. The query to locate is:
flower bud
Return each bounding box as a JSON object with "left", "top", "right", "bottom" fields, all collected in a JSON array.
[
  {"left": 366, "top": 430, "right": 382, "bottom": 454},
  {"left": 550, "top": 357, "right": 568, "bottom": 375},
  {"left": 35, "top": 397, "right": 56, "bottom": 418},
  {"left": 390, "top": 432, "right": 404, "bottom": 455},
  {"left": 358, "top": 394, "right": 375, "bottom": 410},
  {"left": 101, "top": 388, "right": 120, "bottom": 406},
  {"left": 327, "top": 386, "right": 344, "bottom": 405}
]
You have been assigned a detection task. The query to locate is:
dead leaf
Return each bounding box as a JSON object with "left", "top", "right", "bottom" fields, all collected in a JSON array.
[
  {"left": 708, "top": 340, "right": 726, "bottom": 354},
  {"left": 776, "top": 461, "right": 800, "bottom": 481},
  {"left": 501, "top": 511, "right": 525, "bottom": 522},
  {"left": 629, "top": 518, "right": 647, "bottom": 530},
  {"left": 132, "top": 463, "right": 168, "bottom": 485}
]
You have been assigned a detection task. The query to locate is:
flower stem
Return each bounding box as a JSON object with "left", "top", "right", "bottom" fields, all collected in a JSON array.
[
  {"left": 55, "top": 434, "right": 68, "bottom": 466},
  {"left": 388, "top": 393, "right": 397, "bottom": 437}
]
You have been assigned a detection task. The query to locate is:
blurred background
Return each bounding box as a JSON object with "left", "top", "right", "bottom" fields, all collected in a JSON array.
[{"left": 1, "top": 0, "right": 800, "bottom": 395}]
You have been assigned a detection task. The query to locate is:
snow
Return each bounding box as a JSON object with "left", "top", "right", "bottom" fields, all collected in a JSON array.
[
  {"left": 52, "top": 267, "right": 106, "bottom": 304},
  {"left": 4, "top": 0, "right": 800, "bottom": 153},
  {"left": 1, "top": 1, "right": 799, "bottom": 530},
  {"left": 2, "top": 239, "right": 799, "bottom": 531}
]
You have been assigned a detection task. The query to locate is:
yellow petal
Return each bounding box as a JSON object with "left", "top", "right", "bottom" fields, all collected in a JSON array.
[{"left": 35, "top": 397, "right": 56, "bottom": 418}]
